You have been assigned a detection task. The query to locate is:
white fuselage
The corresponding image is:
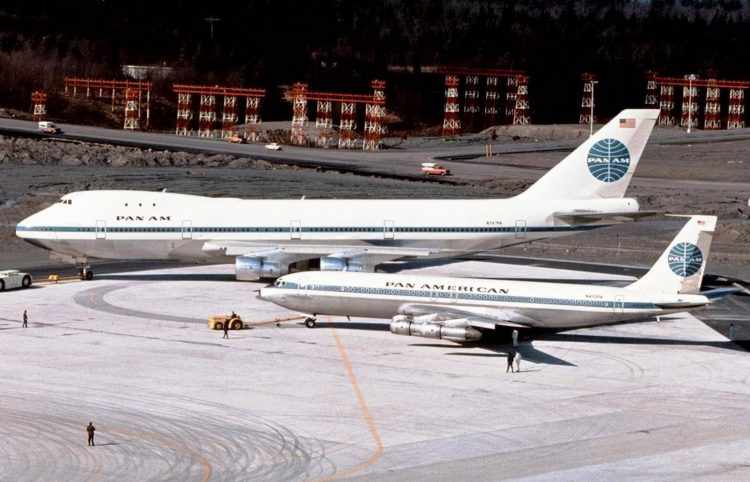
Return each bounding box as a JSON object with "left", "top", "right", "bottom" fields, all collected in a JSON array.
[
  {"left": 259, "top": 271, "right": 709, "bottom": 329},
  {"left": 16, "top": 190, "right": 636, "bottom": 264}
]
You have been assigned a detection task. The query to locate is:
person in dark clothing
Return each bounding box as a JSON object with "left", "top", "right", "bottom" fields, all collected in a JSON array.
[
  {"left": 22, "top": 310, "right": 28, "bottom": 328},
  {"left": 506, "top": 349, "right": 516, "bottom": 373},
  {"left": 86, "top": 422, "right": 96, "bottom": 446},
  {"left": 222, "top": 322, "right": 229, "bottom": 339}
]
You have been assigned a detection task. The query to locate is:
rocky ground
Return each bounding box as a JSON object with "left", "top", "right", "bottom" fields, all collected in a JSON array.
[{"left": 1, "top": 133, "right": 748, "bottom": 280}]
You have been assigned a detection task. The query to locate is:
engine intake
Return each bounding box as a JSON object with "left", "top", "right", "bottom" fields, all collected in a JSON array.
[
  {"left": 390, "top": 320, "right": 482, "bottom": 342},
  {"left": 235, "top": 256, "right": 286, "bottom": 281},
  {"left": 320, "top": 256, "right": 364, "bottom": 272}
]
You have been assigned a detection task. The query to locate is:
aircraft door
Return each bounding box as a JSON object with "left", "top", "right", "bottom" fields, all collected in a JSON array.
[
  {"left": 181, "top": 220, "right": 193, "bottom": 240},
  {"left": 384, "top": 220, "right": 395, "bottom": 240},
  {"left": 613, "top": 295, "right": 625, "bottom": 314},
  {"left": 95, "top": 220, "right": 107, "bottom": 240},
  {"left": 449, "top": 290, "right": 459, "bottom": 304},
  {"left": 514, "top": 220, "right": 527, "bottom": 238},
  {"left": 290, "top": 220, "right": 302, "bottom": 240}
]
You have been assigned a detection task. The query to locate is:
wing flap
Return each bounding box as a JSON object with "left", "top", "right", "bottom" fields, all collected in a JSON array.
[
  {"left": 398, "top": 303, "right": 535, "bottom": 329},
  {"left": 202, "top": 241, "right": 436, "bottom": 258}
]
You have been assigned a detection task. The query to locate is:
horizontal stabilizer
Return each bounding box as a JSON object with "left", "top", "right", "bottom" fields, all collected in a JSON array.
[
  {"left": 701, "top": 287, "right": 746, "bottom": 299},
  {"left": 553, "top": 210, "right": 659, "bottom": 224},
  {"left": 653, "top": 301, "right": 710, "bottom": 309}
]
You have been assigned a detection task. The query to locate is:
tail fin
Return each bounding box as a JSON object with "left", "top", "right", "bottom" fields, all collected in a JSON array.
[
  {"left": 628, "top": 215, "right": 717, "bottom": 295},
  {"left": 519, "top": 109, "right": 659, "bottom": 200}
]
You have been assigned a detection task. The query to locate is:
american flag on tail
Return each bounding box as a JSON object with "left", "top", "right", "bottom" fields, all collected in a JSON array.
[{"left": 619, "top": 118, "right": 636, "bottom": 128}]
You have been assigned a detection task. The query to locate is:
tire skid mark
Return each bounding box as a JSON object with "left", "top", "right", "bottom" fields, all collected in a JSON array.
[
  {"left": 1, "top": 386, "right": 332, "bottom": 481},
  {"left": 74, "top": 283, "right": 205, "bottom": 324}
]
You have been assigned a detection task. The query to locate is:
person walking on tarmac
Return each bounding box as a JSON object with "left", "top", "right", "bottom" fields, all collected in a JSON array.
[
  {"left": 22, "top": 309, "right": 28, "bottom": 328},
  {"left": 86, "top": 422, "right": 96, "bottom": 446},
  {"left": 506, "top": 349, "right": 516, "bottom": 373},
  {"left": 222, "top": 321, "right": 229, "bottom": 339}
]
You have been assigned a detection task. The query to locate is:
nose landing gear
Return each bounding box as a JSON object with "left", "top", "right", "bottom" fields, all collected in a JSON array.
[
  {"left": 78, "top": 265, "right": 94, "bottom": 281},
  {"left": 304, "top": 317, "right": 317, "bottom": 328}
]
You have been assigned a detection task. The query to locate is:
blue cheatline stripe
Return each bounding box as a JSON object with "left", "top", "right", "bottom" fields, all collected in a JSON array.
[
  {"left": 15, "top": 224, "right": 610, "bottom": 234},
  {"left": 274, "top": 282, "right": 656, "bottom": 310}
]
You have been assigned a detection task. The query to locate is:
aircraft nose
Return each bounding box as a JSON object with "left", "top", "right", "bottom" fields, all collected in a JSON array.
[
  {"left": 258, "top": 287, "right": 287, "bottom": 304},
  {"left": 258, "top": 287, "right": 273, "bottom": 300},
  {"left": 15, "top": 212, "right": 41, "bottom": 238}
]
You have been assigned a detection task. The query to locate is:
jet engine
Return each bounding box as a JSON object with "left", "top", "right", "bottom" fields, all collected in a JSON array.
[
  {"left": 390, "top": 318, "right": 482, "bottom": 342},
  {"left": 235, "top": 256, "right": 286, "bottom": 281},
  {"left": 320, "top": 256, "right": 365, "bottom": 272}
]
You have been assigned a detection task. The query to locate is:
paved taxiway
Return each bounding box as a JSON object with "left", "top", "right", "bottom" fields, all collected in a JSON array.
[
  {"left": 1, "top": 261, "right": 749, "bottom": 481},
  {"left": 4, "top": 117, "right": 750, "bottom": 184}
]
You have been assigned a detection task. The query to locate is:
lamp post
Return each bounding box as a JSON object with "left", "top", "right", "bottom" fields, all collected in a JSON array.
[
  {"left": 589, "top": 80, "right": 598, "bottom": 137},
  {"left": 687, "top": 74, "right": 696, "bottom": 134}
]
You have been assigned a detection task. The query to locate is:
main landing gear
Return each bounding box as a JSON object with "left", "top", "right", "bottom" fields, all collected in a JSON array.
[
  {"left": 78, "top": 265, "right": 94, "bottom": 281},
  {"left": 304, "top": 317, "right": 317, "bottom": 328}
]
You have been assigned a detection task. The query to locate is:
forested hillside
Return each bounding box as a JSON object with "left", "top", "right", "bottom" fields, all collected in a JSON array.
[{"left": 1, "top": 0, "right": 749, "bottom": 124}]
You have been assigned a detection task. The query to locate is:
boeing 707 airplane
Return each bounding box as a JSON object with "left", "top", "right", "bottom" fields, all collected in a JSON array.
[
  {"left": 260, "top": 216, "right": 729, "bottom": 333},
  {"left": 17, "top": 109, "right": 658, "bottom": 280}
]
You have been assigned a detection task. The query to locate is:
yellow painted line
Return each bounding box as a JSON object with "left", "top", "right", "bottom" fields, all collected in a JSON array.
[
  {"left": 37, "top": 276, "right": 82, "bottom": 286},
  {"left": 320, "top": 325, "right": 384, "bottom": 481}
]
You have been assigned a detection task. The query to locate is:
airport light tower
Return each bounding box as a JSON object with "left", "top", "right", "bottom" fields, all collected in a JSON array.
[
  {"left": 589, "top": 80, "right": 598, "bottom": 137},
  {"left": 205, "top": 17, "right": 220, "bottom": 40},
  {"left": 687, "top": 74, "right": 696, "bottom": 134}
]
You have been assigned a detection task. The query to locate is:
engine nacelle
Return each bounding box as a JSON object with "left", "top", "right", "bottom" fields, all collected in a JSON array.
[
  {"left": 235, "top": 256, "right": 285, "bottom": 281},
  {"left": 390, "top": 320, "right": 482, "bottom": 342},
  {"left": 320, "top": 256, "right": 365, "bottom": 272}
]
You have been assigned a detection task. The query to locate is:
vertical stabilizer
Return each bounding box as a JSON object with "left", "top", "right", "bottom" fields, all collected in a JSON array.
[
  {"left": 519, "top": 109, "right": 659, "bottom": 200},
  {"left": 628, "top": 215, "right": 717, "bottom": 295}
]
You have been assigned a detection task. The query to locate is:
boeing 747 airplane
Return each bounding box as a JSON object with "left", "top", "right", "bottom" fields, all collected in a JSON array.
[
  {"left": 17, "top": 109, "right": 658, "bottom": 280},
  {"left": 260, "top": 216, "right": 730, "bottom": 333}
]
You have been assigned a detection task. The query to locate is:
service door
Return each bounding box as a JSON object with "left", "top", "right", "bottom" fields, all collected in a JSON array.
[
  {"left": 515, "top": 219, "right": 527, "bottom": 238},
  {"left": 181, "top": 220, "right": 193, "bottom": 240},
  {"left": 613, "top": 295, "right": 625, "bottom": 314},
  {"left": 384, "top": 220, "right": 395, "bottom": 240},
  {"left": 95, "top": 220, "right": 107, "bottom": 240},
  {"left": 290, "top": 220, "right": 302, "bottom": 240}
]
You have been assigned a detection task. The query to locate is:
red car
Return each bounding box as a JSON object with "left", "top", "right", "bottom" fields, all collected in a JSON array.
[{"left": 421, "top": 163, "right": 451, "bottom": 176}]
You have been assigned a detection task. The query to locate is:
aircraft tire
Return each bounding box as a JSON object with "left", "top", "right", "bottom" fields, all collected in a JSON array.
[{"left": 305, "top": 318, "right": 316, "bottom": 328}]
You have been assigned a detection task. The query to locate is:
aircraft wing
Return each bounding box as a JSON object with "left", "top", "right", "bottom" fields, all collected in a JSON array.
[
  {"left": 398, "top": 303, "right": 537, "bottom": 329},
  {"left": 202, "top": 241, "right": 437, "bottom": 267},
  {"left": 553, "top": 210, "right": 659, "bottom": 224}
]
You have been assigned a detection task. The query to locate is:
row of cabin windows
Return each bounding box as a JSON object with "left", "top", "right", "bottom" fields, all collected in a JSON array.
[{"left": 300, "top": 284, "right": 618, "bottom": 308}]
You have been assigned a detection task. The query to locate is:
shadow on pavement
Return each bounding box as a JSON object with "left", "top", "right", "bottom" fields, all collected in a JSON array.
[
  {"left": 97, "top": 274, "right": 237, "bottom": 282},
  {"left": 312, "top": 321, "right": 391, "bottom": 331},
  {"left": 539, "top": 332, "right": 749, "bottom": 352}
]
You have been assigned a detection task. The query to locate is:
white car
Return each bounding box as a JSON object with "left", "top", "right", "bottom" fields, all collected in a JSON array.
[
  {"left": 0, "top": 270, "right": 32, "bottom": 291},
  {"left": 264, "top": 142, "right": 282, "bottom": 151}
]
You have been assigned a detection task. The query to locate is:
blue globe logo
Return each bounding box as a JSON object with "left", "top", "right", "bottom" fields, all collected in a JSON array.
[
  {"left": 587, "top": 138, "right": 631, "bottom": 183},
  {"left": 668, "top": 242, "right": 704, "bottom": 277}
]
